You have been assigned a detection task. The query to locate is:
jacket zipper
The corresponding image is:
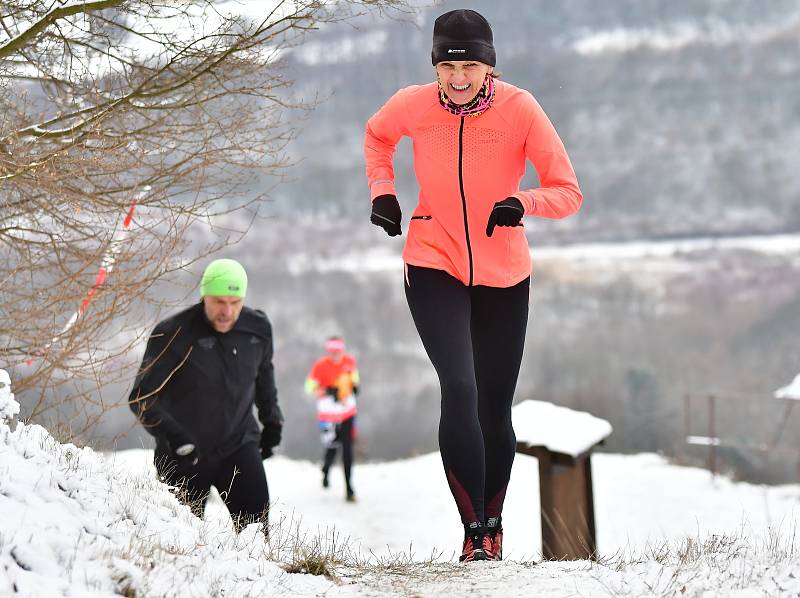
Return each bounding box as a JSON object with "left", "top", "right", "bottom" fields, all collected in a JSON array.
[{"left": 458, "top": 116, "right": 474, "bottom": 286}]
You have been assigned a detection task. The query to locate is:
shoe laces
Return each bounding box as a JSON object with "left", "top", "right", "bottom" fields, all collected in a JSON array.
[
  {"left": 481, "top": 534, "right": 495, "bottom": 559},
  {"left": 460, "top": 525, "right": 489, "bottom": 561},
  {"left": 486, "top": 516, "right": 503, "bottom": 560}
]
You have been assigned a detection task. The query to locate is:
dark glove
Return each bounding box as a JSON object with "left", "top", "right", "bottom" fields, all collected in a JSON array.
[
  {"left": 260, "top": 422, "right": 282, "bottom": 459},
  {"left": 325, "top": 386, "right": 339, "bottom": 399},
  {"left": 352, "top": 384, "right": 359, "bottom": 396},
  {"left": 486, "top": 197, "right": 524, "bottom": 237},
  {"left": 174, "top": 442, "right": 200, "bottom": 467},
  {"left": 370, "top": 194, "right": 402, "bottom": 237}
]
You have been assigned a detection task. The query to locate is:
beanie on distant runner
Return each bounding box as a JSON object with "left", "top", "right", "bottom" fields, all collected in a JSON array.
[
  {"left": 200, "top": 259, "right": 248, "bottom": 298},
  {"left": 431, "top": 9, "right": 496, "bottom": 67}
]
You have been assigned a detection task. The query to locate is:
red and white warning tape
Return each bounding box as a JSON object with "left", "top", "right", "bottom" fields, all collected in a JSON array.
[{"left": 25, "top": 199, "right": 139, "bottom": 366}]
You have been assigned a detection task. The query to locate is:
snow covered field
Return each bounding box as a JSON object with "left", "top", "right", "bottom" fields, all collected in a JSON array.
[
  {"left": 113, "top": 449, "right": 800, "bottom": 562},
  {"left": 3, "top": 413, "right": 800, "bottom": 596},
  {"left": 286, "top": 232, "right": 800, "bottom": 275}
]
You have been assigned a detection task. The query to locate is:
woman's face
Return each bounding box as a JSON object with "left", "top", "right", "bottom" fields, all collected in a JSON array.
[{"left": 435, "top": 60, "right": 493, "bottom": 105}]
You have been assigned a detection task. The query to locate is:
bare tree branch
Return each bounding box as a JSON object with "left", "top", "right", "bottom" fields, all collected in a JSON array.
[
  {"left": 0, "top": 0, "right": 125, "bottom": 58},
  {"left": 0, "top": 0, "right": 416, "bottom": 444}
]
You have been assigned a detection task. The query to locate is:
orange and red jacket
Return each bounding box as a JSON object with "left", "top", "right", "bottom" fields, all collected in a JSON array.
[
  {"left": 364, "top": 79, "right": 583, "bottom": 288},
  {"left": 305, "top": 354, "right": 359, "bottom": 422},
  {"left": 306, "top": 354, "right": 359, "bottom": 397}
]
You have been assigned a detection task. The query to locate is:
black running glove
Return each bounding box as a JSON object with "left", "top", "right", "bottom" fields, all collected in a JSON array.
[
  {"left": 174, "top": 443, "right": 200, "bottom": 467},
  {"left": 486, "top": 197, "right": 524, "bottom": 237},
  {"left": 370, "top": 194, "right": 402, "bottom": 237},
  {"left": 260, "top": 421, "right": 282, "bottom": 459},
  {"left": 325, "top": 386, "right": 339, "bottom": 399}
]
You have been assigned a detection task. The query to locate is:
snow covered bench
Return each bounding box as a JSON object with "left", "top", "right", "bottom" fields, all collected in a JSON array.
[{"left": 511, "top": 400, "right": 613, "bottom": 561}]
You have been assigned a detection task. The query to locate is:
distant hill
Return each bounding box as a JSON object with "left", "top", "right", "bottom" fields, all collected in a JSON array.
[{"left": 270, "top": 0, "right": 800, "bottom": 243}]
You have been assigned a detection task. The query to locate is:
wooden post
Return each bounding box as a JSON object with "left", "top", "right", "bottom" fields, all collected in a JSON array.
[
  {"left": 547, "top": 458, "right": 597, "bottom": 559},
  {"left": 684, "top": 393, "right": 690, "bottom": 441},
  {"left": 708, "top": 394, "right": 716, "bottom": 477},
  {"left": 681, "top": 392, "right": 691, "bottom": 464},
  {"left": 518, "top": 443, "right": 598, "bottom": 560},
  {"left": 535, "top": 447, "right": 556, "bottom": 559},
  {"left": 583, "top": 455, "right": 598, "bottom": 553}
]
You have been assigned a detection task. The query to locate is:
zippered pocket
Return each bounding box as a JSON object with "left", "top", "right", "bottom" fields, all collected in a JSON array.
[{"left": 410, "top": 215, "right": 432, "bottom": 220}]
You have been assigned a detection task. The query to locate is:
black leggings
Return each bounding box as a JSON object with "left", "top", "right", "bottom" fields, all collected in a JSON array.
[
  {"left": 405, "top": 265, "right": 529, "bottom": 525},
  {"left": 322, "top": 416, "right": 355, "bottom": 493},
  {"left": 155, "top": 441, "right": 269, "bottom": 531}
]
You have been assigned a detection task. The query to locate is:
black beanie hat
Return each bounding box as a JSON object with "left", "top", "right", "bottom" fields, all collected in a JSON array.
[{"left": 431, "top": 9, "right": 496, "bottom": 67}]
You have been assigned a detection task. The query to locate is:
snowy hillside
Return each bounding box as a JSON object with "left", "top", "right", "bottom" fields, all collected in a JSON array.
[
  {"left": 3, "top": 403, "right": 800, "bottom": 596},
  {"left": 276, "top": 0, "right": 800, "bottom": 241}
]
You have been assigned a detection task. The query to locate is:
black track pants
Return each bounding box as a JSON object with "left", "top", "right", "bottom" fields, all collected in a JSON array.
[
  {"left": 155, "top": 441, "right": 269, "bottom": 531},
  {"left": 405, "top": 265, "right": 529, "bottom": 524},
  {"left": 322, "top": 416, "right": 355, "bottom": 493}
]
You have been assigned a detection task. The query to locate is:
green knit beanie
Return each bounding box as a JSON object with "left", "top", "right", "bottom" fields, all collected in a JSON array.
[{"left": 200, "top": 259, "right": 248, "bottom": 298}]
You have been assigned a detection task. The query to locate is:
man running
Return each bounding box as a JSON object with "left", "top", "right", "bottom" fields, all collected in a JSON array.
[{"left": 129, "top": 258, "right": 283, "bottom": 531}]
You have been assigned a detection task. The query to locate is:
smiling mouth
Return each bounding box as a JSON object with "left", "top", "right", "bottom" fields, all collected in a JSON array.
[{"left": 450, "top": 83, "right": 470, "bottom": 91}]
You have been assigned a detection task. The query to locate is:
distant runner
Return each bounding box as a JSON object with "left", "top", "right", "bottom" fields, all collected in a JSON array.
[{"left": 305, "top": 336, "right": 359, "bottom": 502}]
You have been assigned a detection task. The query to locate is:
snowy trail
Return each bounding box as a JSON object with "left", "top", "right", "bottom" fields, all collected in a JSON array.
[
  {"left": 112, "top": 449, "right": 800, "bottom": 561},
  {"left": 4, "top": 413, "right": 800, "bottom": 597}
]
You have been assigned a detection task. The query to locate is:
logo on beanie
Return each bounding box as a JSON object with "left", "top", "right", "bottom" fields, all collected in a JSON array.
[
  {"left": 228, "top": 285, "right": 240, "bottom": 292},
  {"left": 448, "top": 49, "right": 466, "bottom": 54}
]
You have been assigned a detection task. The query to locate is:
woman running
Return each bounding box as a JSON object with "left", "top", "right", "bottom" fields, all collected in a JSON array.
[{"left": 364, "top": 9, "right": 582, "bottom": 561}]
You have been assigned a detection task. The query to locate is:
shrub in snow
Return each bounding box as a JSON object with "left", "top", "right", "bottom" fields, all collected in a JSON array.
[
  {"left": 0, "top": 368, "right": 20, "bottom": 423},
  {"left": 0, "top": 412, "right": 335, "bottom": 596}
]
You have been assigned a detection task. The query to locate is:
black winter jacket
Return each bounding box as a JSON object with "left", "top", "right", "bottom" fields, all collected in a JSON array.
[{"left": 128, "top": 303, "right": 282, "bottom": 460}]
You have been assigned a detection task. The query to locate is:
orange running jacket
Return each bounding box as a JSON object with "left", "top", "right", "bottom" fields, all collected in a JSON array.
[{"left": 364, "top": 79, "right": 582, "bottom": 288}]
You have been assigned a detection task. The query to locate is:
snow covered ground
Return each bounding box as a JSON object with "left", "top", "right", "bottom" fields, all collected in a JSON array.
[
  {"left": 286, "top": 232, "right": 800, "bottom": 275},
  {"left": 3, "top": 409, "right": 800, "bottom": 596},
  {"left": 113, "top": 449, "right": 800, "bottom": 563}
]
